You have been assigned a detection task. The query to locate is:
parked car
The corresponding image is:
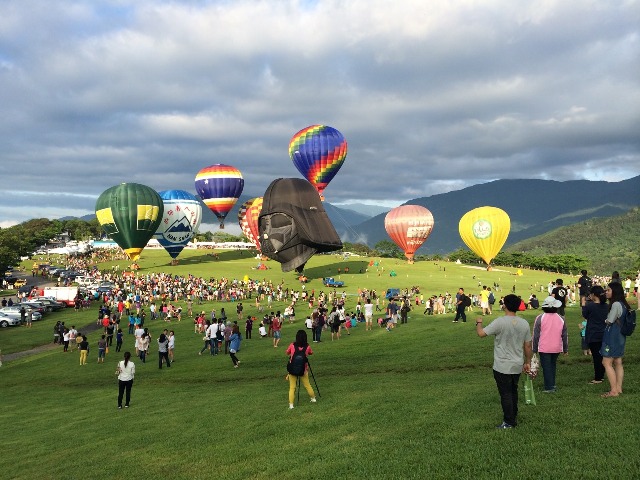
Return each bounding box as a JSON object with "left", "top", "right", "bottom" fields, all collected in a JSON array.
[
  {"left": 20, "top": 301, "right": 48, "bottom": 315},
  {"left": 0, "top": 312, "right": 21, "bottom": 328},
  {"left": 323, "top": 277, "right": 345, "bottom": 287},
  {"left": 48, "top": 267, "right": 66, "bottom": 276},
  {"left": 32, "top": 297, "right": 65, "bottom": 311},
  {"left": 0, "top": 306, "right": 42, "bottom": 322}
]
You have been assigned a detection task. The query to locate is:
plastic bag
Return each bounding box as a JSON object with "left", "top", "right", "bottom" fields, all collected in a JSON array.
[{"left": 524, "top": 375, "right": 537, "bottom": 406}]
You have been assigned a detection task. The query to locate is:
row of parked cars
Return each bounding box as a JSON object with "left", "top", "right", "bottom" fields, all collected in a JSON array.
[{"left": 0, "top": 297, "right": 65, "bottom": 328}]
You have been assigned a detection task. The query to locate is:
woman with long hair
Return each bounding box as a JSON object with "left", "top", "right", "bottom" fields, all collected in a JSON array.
[
  {"left": 582, "top": 285, "right": 608, "bottom": 384},
  {"left": 229, "top": 324, "right": 242, "bottom": 368},
  {"left": 600, "top": 282, "right": 630, "bottom": 398},
  {"left": 285, "top": 330, "right": 317, "bottom": 409},
  {"left": 116, "top": 351, "right": 135, "bottom": 409}
]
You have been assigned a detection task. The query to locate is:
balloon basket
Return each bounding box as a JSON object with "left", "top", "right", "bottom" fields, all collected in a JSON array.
[{"left": 170, "top": 259, "right": 179, "bottom": 266}]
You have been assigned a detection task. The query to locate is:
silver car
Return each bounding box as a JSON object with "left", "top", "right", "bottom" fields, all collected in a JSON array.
[
  {"left": 0, "top": 306, "right": 43, "bottom": 322},
  {"left": 0, "top": 312, "right": 21, "bottom": 327}
]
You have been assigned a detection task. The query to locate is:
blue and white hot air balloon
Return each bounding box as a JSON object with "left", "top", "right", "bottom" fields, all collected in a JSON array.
[{"left": 154, "top": 190, "right": 202, "bottom": 259}]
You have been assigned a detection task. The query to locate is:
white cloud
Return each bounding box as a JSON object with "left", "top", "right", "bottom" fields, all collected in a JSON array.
[{"left": 0, "top": 0, "right": 638, "bottom": 226}]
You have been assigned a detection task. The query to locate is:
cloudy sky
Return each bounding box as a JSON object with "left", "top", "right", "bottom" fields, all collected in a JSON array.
[{"left": 1, "top": 0, "right": 639, "bottom": 229}]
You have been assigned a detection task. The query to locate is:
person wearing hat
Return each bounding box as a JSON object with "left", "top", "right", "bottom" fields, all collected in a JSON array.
[
  {"left": 532, "top": 296, "right": 569, "bottom": 393},
  {"left": 551, "top": 279, "right": 568, "bottom": 317},
  {"left": 476, "top": 294, "right": 532, "bottom": 429}
]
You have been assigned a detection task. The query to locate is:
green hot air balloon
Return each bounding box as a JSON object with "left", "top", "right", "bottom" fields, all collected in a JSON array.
[{"left": 95, "top": 183, "right": 164, "bottom": 261}]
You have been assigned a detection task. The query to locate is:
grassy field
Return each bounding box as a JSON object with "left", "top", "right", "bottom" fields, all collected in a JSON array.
[{"left": 1, "top": 250, "right": 638, "bottom": 479}]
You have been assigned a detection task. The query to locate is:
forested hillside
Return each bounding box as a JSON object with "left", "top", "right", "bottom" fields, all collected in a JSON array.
[{"left": 506, "top": 208, "right": 640, "bottom": 275}]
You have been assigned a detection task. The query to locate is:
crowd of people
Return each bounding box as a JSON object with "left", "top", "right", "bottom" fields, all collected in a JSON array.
[{"left": 11, "top": 252, "right": 640, "bottom": 418}]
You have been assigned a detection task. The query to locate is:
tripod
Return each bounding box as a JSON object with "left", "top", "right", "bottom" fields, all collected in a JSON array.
[{"left": 296, "top": 361, "right": 321, "bottom": 405}]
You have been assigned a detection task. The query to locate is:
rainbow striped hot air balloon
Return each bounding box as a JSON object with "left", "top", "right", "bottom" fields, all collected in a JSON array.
[
  {"left": 238, "top": 197, "right": 263, "bottom": 252},
  {"left": 289, "top": 125, "right": 347, "bottom": 200},
  {"left": 194, "top": 164, "right": 244, "bottom": 228}
]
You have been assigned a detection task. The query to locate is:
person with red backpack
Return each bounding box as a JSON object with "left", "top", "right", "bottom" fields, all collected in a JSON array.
[{"left": 285, "top": 330, "right": 317, "bottom": 410}]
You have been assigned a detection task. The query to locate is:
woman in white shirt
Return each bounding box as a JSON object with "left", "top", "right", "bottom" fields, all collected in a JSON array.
[{"left": 116, "top": 351, "right": 135, "bottom": 409}]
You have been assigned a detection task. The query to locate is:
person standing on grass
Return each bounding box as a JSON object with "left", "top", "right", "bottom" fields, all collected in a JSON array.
[
  {"left": 453, "top": 288, "right": 467, "bottom": 323},
  {"left": 245, "top": 316, "right": 253, "bottom": 340},
  {"left": 97, "top": 335, "right": 107, "bottom": 363},
  {"left": 79, "top": 335, "right": 89, "bottom": 366},
  {"left": 168, "top": 330, "right": 175, "bottom": 363},
  {"left": 364, "top": 299, "right": 374, "bottom": 331},
  {"left": 157, "top": 333, "right": 171, "bottom": 369},
  {"left": 286, "top": 330, "right": 317, "bottom": 410},
  {"left": 532, "top": 297, "right": 568, "bottom": 393},
  {"left": 582, "top": 285, "right": 607, "bottom": 385},
  {"left": 600, "top": 282, "right": 629, "bottom": 398},
  {"left": 229, "top": 325, "right": 241, "bottom": 368},
  {"left": 115, "top": 328, "right": 123, "bottom": 353},
  {"left": 116, "top": 351, "right": 135, "bottom": 409},
  {"left": 62, "top": 328, "right": 70, "bottom": 352},
  {"left": 476, "top": 294, "right": 532, "bottom": 429},
  {"left": 272, "top": 312, "right": 282, "bottom": 348}
]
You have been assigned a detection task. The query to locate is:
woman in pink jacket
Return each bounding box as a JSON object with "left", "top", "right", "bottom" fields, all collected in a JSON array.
[{"left": 532, "top": 296, "right": 568, "bottom": 393}]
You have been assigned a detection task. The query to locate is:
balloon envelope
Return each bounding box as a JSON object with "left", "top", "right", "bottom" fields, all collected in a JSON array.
[
  {"left": 289, "top": 125, "right": 347, "bottom": 199},
  {"left": 238, "top": 197, "right": 263, "bottom": 252},
  {"left": 458, "top": 206, "right": 510, "bottom": 265},
  {"left": 95, "top": 183, "right": 164, "bottom": 261},
  {"left": 154, "top": 190, "right": 202, "bottom": 259},
  {"left": 194, "top": 164, "right": 244, "bottom": 228},
  {"left": 384, "top": 205, "right": 435, "bottom": 263}
]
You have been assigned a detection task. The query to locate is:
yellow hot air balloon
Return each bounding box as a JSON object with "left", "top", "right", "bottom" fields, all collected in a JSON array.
[{"left": 458, "top": 206, "right": 510, "bottom": 268}]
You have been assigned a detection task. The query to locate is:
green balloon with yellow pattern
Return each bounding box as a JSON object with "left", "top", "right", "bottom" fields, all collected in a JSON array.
[{"left": 95, "top": 183, "right": 164, "bottom": 261}]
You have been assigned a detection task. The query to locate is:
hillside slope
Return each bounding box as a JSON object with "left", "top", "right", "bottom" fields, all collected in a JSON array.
[
  {"left": 506, "top": 208, "right": 640, "bottom": 274},
  {"left": 350, "top": 176, "right": 640, "bottom": 253}
]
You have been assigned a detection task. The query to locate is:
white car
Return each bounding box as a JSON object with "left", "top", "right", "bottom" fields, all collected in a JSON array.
[
  {"left": 0, "top": 312, "right": 21, "bottom": 327},
  {"left": 0, "top": 306, "right": 43, "bottom": 322}
]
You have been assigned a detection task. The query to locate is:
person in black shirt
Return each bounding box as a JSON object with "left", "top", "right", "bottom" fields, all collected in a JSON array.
[
  {"left": 551, "top": 279, "right": 568, "bottom": 317},
  {"left": 577, "top": 270, "right": 592, "bottom": 307}
]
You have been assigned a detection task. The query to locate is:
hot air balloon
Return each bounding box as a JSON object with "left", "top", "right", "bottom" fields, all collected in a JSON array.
[
  {"left": 259, "top": 178, "right": 342, "bottom": 272},
  {"left": 289, "top": 125, "right": 347, "bottom": 200},
  {"left": 95, "top": 183, "right": 164, "bottom": 261},
  {"left": 458, "top": 206, "right": 510, "bottom": 269},
  {"left": 238, "top": 197, "right": 263, "bottom": 252},
  {"left": 154, "top": 190, "right": 202, "bottom": 260},
  {"left": 384, "top": 205, "right": 435, "bottom": 263},
  {"left": 194, "top": 164, "right": 244, "bottom": 228}
]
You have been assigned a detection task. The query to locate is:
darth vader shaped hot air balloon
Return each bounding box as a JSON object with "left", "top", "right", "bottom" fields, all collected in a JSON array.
[
  {"left": 258, "top": 178, "right": 342, "bottom": 272},
  {"left": 95, "top": 183, "right": 164, "bottom": 261}
]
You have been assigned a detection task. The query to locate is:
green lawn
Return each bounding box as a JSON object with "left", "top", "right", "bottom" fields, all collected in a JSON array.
[{"left": 1, "top": 250, "right": 637, "bottom": 479}]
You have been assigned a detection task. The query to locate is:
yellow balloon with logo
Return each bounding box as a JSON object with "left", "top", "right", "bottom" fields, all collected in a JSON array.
[{"left": 458, "top": 206, "right": 510, "bottom": 268}]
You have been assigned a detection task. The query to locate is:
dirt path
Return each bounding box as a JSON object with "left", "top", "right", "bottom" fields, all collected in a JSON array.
[
  {"left": 2, "top": 271, "right": 102, "bottom": 363},
  {"left": 2, "top": 321, "right": 102, "bottom": 362}
]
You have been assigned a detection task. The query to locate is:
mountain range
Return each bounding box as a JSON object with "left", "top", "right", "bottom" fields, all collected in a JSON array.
[
  {"left": 69, "top": 176, "right": 640, "bottom": 254},
  {"left": 341, "top": 176, "right": 640, "bottom": 253}
]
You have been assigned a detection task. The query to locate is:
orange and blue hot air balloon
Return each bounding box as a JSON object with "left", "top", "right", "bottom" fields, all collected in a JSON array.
[
  {"left": 289, "top": 125, "right": 347, "bottom": 200},
  {"left": 194, "top": 164, "right": 244, "bottom": 228}
]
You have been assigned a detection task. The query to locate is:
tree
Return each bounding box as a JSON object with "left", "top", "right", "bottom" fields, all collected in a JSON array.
[{"left": 373, "top": 240, "right": 403, "bottom": 258}]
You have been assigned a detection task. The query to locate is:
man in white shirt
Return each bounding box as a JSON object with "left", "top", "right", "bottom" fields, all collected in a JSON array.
[
  {"left": 207, "top": 321, "right": 219, "bottom": 355},
  {"left": 364, "top": 299, "right": 374, "bottom": 331}
]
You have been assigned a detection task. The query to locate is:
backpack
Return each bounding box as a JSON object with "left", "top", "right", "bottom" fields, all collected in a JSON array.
[
  {"left": 488, "top": 292, "right": 495, "bottom": 305},
  {"left": 619, "top": 306, "right": 636, "bottom": 337},
  {"left": 462, "top": 295, "right": 471, "bottom": 307},
  {"left": 287, "top": 346, "right": 308, "bottom": 376}
]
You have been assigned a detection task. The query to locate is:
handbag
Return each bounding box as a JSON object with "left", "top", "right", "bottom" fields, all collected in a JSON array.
[{"left": 524, "top": 375, "right": 537, "bottom": 405}]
